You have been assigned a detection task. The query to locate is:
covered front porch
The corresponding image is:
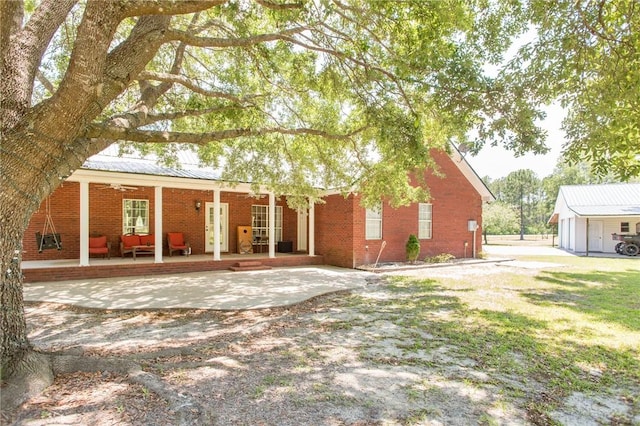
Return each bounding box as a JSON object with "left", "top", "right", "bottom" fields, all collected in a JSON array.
[
  {"left": 22, "top": 252, "right": 323, "bottom": 283},
  {"left": 24, "top": 150, "right": 323, "bottom": 275}
]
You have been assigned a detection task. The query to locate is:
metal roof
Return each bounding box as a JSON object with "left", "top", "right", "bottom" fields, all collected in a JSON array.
[
  {"left": 558, "top": 183, "right": 640, "bottom": 216},
  {"left": 82, "top": 144, "right": 494, "bottom": 200},
  {"left": 83, "top": 158, "right": 222, "bottom": 181},
  {"left": 82, "top": 146, "right": 222, "bottom": 181}
]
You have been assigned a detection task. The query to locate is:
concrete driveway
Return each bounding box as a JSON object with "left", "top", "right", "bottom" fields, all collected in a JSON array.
[
  {"left": 482, "top": 245, "right": 574, "bottom": 257},
  {"left": 23, "top": 266, "right": 374, "bottom": 310},
  {"left": 482, "top": 244, "right": 624, "bottom": 258}
]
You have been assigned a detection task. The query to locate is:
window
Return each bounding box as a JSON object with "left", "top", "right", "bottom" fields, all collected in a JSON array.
[
  {"left": 365, "top": 204, "right": 382, "bottom": 240},
  {"left": 251, "top": 205, "right": 283, "bottom": 243},
  {"left": 621, "top": 222, "right": 630, "bottom": 233},
  {"left": 418, "top": 203, "right": 432, "bottom": 239},
  {"left": 123, "top": 199, "right": 149, "bottom": 234}
]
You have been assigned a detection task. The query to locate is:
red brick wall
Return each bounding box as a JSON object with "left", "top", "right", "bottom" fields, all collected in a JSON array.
[
  {"left": 314, "top": 150, "right": 484, "bottom": 267},
  {"left": 314, "top": 194, "right": 356, "bottom": 268},
  {"left": 24, "top": 182, "right": 80, "bottom": 260},
  {"left": 23, "top": 186, "right": 300, "bottom": 261},
  {"left": 162, "top": 188, "right": 206, "bottom": 254}
]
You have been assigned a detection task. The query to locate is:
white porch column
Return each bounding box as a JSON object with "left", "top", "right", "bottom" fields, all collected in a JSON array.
[
  {"left": 154, "top": 186, "right": 163, "bottom": 263},
  {"left": 79, "top": 181, "right": 89, "bottom": 266},
  {"left": 308, "top": 197, "right": 315, "bottom": 256},
  {"left": 268, "top": 192, "right": 276, "bottom": 258},
  {"left": 213, "top": 188, "right": 221, "bottom": 261}
]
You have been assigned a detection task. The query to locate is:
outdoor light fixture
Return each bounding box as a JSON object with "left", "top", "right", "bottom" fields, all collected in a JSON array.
[{"left": 195, "top": 200, "right": 201, "bottom": 212}]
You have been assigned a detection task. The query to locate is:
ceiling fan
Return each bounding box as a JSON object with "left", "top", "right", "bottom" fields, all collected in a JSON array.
[{"left": 97, "top": 183, "right": 138, "bottom": 191}]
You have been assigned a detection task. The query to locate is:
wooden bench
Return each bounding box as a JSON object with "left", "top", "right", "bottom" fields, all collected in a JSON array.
[{"left": 120, "top": 234, "right": 155, "bottom": 258}]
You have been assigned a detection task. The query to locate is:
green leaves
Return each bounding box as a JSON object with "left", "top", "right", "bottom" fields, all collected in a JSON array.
[
  {"left": 22, "top": 0, "right": 569, "bottom": 204},
  {"left": 508, "top": 0, "right": 640, "bottom": 180}
]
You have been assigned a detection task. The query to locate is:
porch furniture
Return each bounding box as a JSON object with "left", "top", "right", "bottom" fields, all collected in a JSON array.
[
  {"left": 253, "top": 235, "right": 268, "bottom": 253},
  {"left": 120, "top": 234, "right": 155, "bottom": 258},
  {"left": 89, "top": 235, "right": 111, "bottom": 259},
  {"left": 132, "top": 244, "right": 155, "bottom": 260},
  {"left": 167, "top": 232, "right": 190, "bottom": 256},
  {"left": 277, "top": 241, "right": 293, "bottom": 253}
]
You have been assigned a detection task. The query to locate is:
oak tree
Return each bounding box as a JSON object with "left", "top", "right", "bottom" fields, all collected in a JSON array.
[
  {"left": 8, "top": 0, "right": 627, "bottom": 410},
  {"left": 508, "top": 0, "right": 640, "bottom": 179}
]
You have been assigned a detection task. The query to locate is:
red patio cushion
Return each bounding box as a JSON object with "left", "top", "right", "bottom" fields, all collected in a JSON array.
[
  {"left": 167, "top": 232, "right": 185, "bottom": 247},
  {"left": 139, "top": 234, "right": 155, "bottom": 245},
  {"left": 89, "top": 236, "right": 107, "bottom": 249},
  {"left": 89, "top": 247, "right": 109, "bottom": 254},
  {"left": 121, "top": 235, "right": 140, "bottom": 248}
]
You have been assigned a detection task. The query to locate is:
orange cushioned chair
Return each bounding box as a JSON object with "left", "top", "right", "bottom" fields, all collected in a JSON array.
[
  {"left": 167, "top": 232, "right": 190, "bottom": 256},
  {"left": 88, "top": 236, "right": 111, "bottom": 259}
]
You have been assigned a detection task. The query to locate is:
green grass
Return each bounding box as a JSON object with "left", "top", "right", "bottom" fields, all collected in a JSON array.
[{"left": 362, "top": 255, "right": 640, "bottom": 416}]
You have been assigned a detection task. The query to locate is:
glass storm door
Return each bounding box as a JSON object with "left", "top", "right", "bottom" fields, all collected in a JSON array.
[{"left": 205, "top": 202, "right": 228, "bottom": 252}]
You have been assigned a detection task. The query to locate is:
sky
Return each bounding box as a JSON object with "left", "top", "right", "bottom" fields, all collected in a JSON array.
[
  {"left": 464, "top": 103, "right": 567, "bottom": 181},
  {"left": 463, "top": 29, "right": 568, "bottom": 181}
]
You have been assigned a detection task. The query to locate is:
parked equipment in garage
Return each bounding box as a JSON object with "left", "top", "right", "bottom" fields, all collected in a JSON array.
[{"left": 612, "top": 233, "right": 640, "bottom": 256}]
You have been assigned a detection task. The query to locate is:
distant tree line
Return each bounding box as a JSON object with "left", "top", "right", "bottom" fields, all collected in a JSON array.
[{"left": 481, "top": 160, "right": 637, "bottom": 240}]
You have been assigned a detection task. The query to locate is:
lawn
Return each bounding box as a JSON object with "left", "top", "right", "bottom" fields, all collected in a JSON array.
[
  {"left": 11, "top": 254, "right": 640, "bottom": 425},
  {"left": 335, "top": 254, "right": 640, "bottom": 424}
]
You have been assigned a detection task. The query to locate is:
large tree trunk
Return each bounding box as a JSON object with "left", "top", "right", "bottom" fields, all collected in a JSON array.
[
  {"left": 0, "top": 201, "right": 32, "bottom": 374},
  {"left": 0, "top": 5, "right": 170, "bottom": 383}
]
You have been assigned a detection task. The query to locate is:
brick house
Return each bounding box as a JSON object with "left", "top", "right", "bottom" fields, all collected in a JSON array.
[{"left": 22, "top": 146, "right": 492, "bottom": 281}]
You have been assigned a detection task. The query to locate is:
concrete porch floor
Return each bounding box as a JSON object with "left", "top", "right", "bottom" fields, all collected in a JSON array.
[{"left": 23, "top": 265, "right": 373, "bottom": 310}]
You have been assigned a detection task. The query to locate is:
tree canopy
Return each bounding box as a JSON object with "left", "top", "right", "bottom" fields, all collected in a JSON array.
[
  {"left": 506, "top": 0, "right": 640, "bottom": 179},
  {"left": 1, "top": 0, "right": 549, "bottom": 210}
]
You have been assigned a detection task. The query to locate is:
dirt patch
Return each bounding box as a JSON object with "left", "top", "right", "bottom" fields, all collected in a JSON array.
[{"left": 4, "top": 263, "right": 639, "bottom": 425}]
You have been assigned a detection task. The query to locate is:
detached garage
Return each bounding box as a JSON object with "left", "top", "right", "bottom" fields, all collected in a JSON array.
[{"left": 549, "top": 183, "right": 640, "bottom": 255}]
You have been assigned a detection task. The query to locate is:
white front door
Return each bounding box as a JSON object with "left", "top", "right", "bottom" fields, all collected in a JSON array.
[
  {"left": 206, "top": 202, "right": 228, "bottom": 252},
  {"left": 297, "top": 208, "right": 307, "bottom": 252},
  {"left": 588, "top": 220, "right": 603, "bottom": 252}
]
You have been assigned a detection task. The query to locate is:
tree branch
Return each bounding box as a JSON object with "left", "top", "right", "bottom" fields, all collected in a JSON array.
[
  {"left": 123, "top": 14, "right": 199, "bottom": 129},
  {"left": 137, "top": 71, "right": 252, "bottom": 103},
  {"left": 85, "top": 124, "right": 365, "bottom": 144},
  {"left": 253, "top": 0, "right": 304, "bottom": 10},
  {"left": 0, "top": 0, "right": 76, "bottom": 129},
  {"left": 575, "top": 1, "right": 625, "bottom": 44},
  {"left": 164, "top": 26, "right": 309, "bottom": 48},
  {"left": 60, "top": 16, "right": 173, "bottom": 159},
  {"left": 41, "top": 0, "right": 127, "bottom": 130},
  {"left": 142, "top": 106, "right": 247, "bottom": 126},
  {"left": 0, "top": 0, "right": 23, "bottom": 71},
  {"left": 121, "top": 0, "right": 226, "bottom": 18},
  {"left": 36, "top": 70, "right": 56, "bottom": 95}
]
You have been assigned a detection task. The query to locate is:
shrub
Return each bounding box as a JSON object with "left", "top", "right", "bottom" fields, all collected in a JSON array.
[
  {"left": 425, "top": 253, "right": 456, "bottom": 264},
  {"left": 405, "top": 234, "right": 421, "bottom": 263}
]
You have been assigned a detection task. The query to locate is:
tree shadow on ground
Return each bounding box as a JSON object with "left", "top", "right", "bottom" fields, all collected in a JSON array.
[
  {"left": 528, "top": 269, "right": 640, "bottom": 331},
  {"left": 16, "top": 278, "right": 640, "bottom": 425}
]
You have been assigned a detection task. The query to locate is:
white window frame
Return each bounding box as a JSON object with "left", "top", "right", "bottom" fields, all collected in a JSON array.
[
  {"left": 365, "top": 203, "right": 383, "bottom": 240},
  {"left": 621, "top": 222, "right": 630, "bottom": 233},
  {"left": 418, "top": 203, "right": 433, "bottom": 239},
  {"left": 123, "top": 199, "right": 149, "bottom": 235},
  {"left": 251, "top": 204, "right": 283, "bottom": 243}
]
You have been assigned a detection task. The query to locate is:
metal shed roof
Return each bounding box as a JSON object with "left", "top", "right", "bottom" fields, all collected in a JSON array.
[{"left": 558, "top": 183, "right": 640, "bottom": 216}]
